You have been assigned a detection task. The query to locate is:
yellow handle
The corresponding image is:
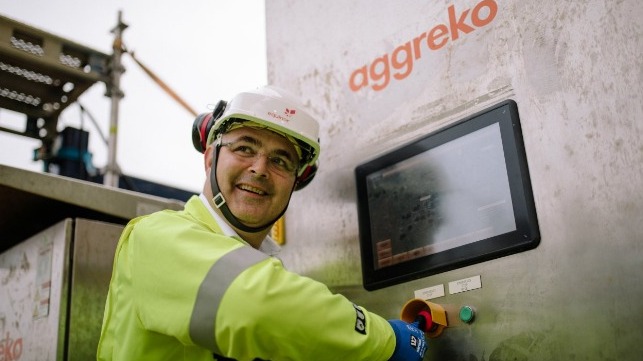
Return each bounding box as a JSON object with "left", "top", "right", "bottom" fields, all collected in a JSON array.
[{"left": 400, "top": 298, "right": 448, "bottom": 338}]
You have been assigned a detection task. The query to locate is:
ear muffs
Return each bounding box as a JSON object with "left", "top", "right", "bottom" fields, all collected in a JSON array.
[
  {"left": 191, "top": 100, "right": 228, "bottom": 153},
  {"left": 191, "top": 112, "right": 213, "bottom": 153},
  {"left": 294, "top": 161, "right": 318, "bottom": 191}
]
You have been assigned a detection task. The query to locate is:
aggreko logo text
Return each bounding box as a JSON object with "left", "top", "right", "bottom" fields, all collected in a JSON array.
[{"left": 348, "top": 0, "right": 498, "bottom": 92}]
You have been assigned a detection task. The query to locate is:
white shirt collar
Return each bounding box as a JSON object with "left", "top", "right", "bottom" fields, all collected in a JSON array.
[{"left": 198, "top": 193, "right": 281, "bottom": 256}]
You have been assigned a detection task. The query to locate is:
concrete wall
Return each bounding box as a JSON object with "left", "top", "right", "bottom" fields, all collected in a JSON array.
[{"left": 266, "top": 1, "right": 643, "bottom": 359}]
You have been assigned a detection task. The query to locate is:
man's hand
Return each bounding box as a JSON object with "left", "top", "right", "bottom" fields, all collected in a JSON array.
[{"left": 387, "top": 319, "right": 427, "bottom": 361}]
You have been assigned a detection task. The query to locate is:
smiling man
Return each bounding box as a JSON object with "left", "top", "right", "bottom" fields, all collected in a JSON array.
[
  {"left": 208, "top": 125, "right": 302, "bottom": 249},
  {"left": 97, "top": 86, "right": 426, "bottom": 361}
]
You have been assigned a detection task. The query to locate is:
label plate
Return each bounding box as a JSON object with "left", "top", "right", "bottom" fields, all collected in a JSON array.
[{"left": 448, "top": 275, "right": 482, "bottom": 294}]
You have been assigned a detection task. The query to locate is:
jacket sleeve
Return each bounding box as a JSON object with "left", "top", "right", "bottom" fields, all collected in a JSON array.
[{"left": 213, "top": 256, "right": 396, "bottom": 361}]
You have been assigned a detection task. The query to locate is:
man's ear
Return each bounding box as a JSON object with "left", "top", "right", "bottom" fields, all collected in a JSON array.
[{"left": 204, "top": 145, "right": 215, "bottom": 173}]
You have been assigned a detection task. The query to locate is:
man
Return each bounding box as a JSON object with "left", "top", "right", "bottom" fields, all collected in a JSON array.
[{"left": 97, "top": 86, "right": 426, "bottom": 360}]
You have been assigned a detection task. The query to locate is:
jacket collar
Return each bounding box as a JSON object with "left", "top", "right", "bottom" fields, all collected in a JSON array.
[{"left": 196, "top": 194, "right": 281, "bottom": 256}]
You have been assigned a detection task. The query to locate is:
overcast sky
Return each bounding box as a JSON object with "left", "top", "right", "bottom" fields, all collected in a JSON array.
[{"left": 0, "top": 0, "right": 267, "bottom": 192}]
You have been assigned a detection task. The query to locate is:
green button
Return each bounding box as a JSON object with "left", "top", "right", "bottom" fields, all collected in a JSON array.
[{"left": 459, "top": 306, "right": 475, "bottom": 323}]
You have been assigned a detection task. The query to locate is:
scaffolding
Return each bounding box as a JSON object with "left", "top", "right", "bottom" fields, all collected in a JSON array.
[
  {"left": 0, "top": 12, "right": 201, "bottom": 206},
  {"left": 0, "top": 13, "right": 111, "bottom": 160}
]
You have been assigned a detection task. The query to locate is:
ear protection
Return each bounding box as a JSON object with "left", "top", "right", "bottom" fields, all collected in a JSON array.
[
  {"left": 191, "top": 99, "right": 318, "bottom": 191},
  {"left": 191, "top": 100, "right": 227, "bottom": 154},
  {"left": 293, "top": 162, "right": 317, "bottom": 191}
]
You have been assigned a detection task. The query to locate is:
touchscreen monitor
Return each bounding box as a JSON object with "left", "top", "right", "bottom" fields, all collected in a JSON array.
[{"left": 355, "top": 100, "right": 539, "bottom": 290}]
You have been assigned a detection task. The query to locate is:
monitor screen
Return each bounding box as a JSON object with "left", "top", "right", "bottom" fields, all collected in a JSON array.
[{"left": 355, "top": 100, "right": 539, "bottom": 290}]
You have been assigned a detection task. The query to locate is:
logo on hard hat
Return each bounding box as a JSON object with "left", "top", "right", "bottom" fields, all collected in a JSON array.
[{"left": 268, "top": 108, "right": 296, "bottom": 122}]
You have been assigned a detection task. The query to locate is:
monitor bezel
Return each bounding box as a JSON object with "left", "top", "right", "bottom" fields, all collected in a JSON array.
[{"left": 355, "top": 100, "right": 540, "bottom": 291}]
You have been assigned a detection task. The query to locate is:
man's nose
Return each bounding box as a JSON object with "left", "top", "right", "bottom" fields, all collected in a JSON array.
[{"left": 248, "top": 154, "right": 270, "bottom": 176}]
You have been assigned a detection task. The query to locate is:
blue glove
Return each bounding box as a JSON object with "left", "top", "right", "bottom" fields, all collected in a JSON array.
[{"left": 388, "top": 319, "right": 427, "bottom": 361}]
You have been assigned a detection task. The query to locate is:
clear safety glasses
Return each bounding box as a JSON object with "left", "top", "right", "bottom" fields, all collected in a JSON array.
[{"left": 220, "top": 138, "right": 299, "bottom": 177}]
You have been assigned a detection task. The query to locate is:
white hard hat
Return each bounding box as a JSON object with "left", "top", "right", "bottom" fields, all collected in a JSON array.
[{"left": 207, "top": 85, "right": 320, "bottom": 175}]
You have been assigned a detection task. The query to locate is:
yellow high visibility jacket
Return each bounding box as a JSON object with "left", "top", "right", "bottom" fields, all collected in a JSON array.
[{"left": 97, "top": 196, "right": 396, "bottom": 361}]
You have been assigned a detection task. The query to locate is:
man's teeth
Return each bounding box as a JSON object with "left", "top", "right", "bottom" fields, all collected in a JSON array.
[{"left": 239, "top": 184, "right": 266, "bottom": 195}]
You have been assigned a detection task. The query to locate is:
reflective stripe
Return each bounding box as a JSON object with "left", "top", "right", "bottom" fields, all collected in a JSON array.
[{"left": 189, "top": 246, "right": 269, "bottom": 353}]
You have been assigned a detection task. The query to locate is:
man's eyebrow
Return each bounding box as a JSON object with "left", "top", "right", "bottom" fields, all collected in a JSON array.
[{"left": 230, "top": 135, "right": 261, "bottom": 146}]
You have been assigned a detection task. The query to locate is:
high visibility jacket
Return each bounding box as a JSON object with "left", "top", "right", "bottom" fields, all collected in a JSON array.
[{"left": 97, "top": 196, "right": 396, "bottom": 361}]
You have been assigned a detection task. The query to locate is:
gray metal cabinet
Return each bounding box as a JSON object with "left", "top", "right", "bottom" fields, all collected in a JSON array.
[{"left": 1, "top": 218, "right": 122, "bottom": 360}]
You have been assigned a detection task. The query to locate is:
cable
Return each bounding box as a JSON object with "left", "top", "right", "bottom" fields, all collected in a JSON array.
[
  {"left": 76, "top": 102, "right": 138, "bottom": 190},
  {"left": 78, "top": 102, "right": 108, "bottom": 145}
]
